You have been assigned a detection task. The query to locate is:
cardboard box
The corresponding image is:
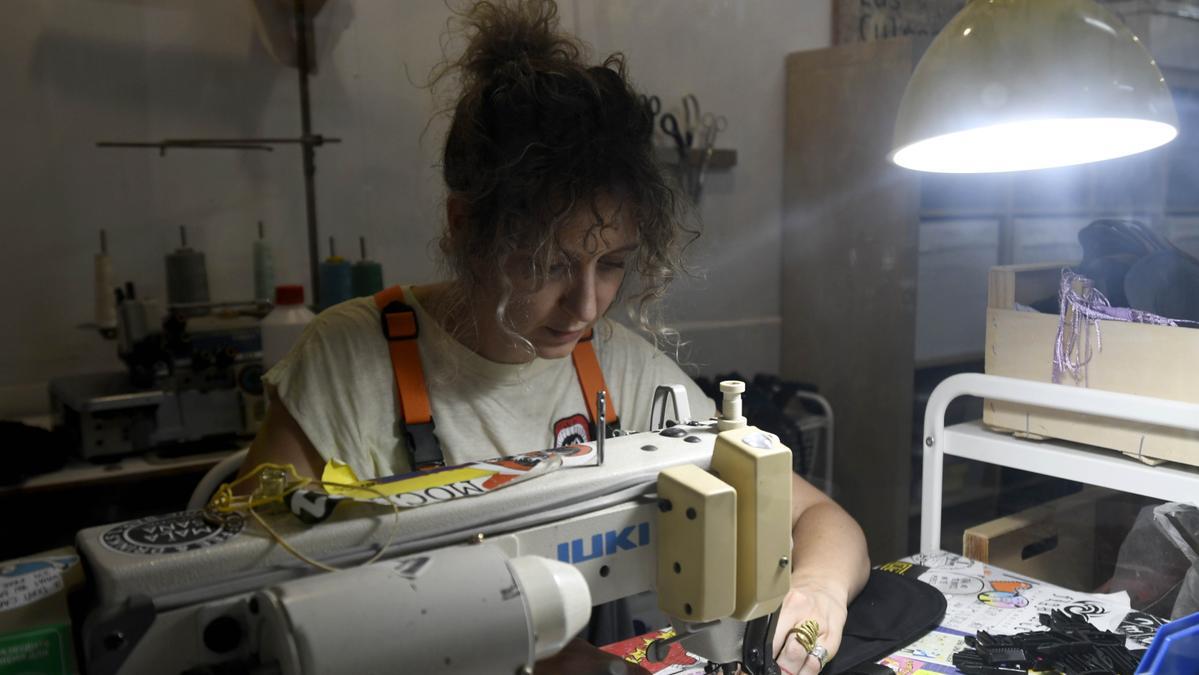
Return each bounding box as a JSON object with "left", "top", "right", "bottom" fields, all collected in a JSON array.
[
  {"left": 963, "top": 487, "right": 1147, "bottom": 591},
  {"left": 0, "top": 547, "right": 85, "bottom": 674},
  {"left": 984, "top": 263, "right": 1199, "bottom": 468}
]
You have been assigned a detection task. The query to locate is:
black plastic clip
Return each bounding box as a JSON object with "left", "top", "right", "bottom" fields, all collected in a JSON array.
[{"left": 407, "top": 421, "right": 444, "bottom": 469}]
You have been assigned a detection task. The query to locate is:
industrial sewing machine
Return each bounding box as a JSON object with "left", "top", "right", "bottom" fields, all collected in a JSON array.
[
  {"left": 69, "top": 381, "right": 794, "bottom": 674},
  {"left": 50, "top": 296, "right": 266, "bottom": 460}
]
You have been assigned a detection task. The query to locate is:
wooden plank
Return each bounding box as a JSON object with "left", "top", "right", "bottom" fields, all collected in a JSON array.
[
  {"left": 986, "top": 308, "right": 1199, "bottom": 402},
  {"left": 986, "top": 263, "right": 1069, "bottom": 310},
  {"left": 782, "top": 39, "right": 921, "bottom": 562},
  {"left": 984, "top": 400, "right": 1199, "bottom": 467},
  {"left": 987, "top": 267, "right": 1017, "bottom": 311}
]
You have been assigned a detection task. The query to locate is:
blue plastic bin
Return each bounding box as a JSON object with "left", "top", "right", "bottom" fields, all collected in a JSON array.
[{"left": 1136, "top": 611, "right": 1199, "bottom": 675}]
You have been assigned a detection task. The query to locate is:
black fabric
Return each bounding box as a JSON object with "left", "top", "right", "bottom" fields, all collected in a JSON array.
[
  {"left": 1076, "top": 218, "right": 1173, "bottom": 310},
  {"left": 826, "top": 568, "right": 947, "bottom": 674},
  {"left": 0, "top": 421, "right": 70, "bottom": 486},
  {"left": 1064, "top": 218, "right": 1199, "bottom": 323},
  {"left": 1026, "top": 219, "right": 1199, "bottom": 320},
  {"left": 1125, "top": 249, "right": 1199, "bottom": 323},
  {"left": 836, "top": 665, "right": 895, "bottom": 675},
  {"left": 580, "top": 568, "right": 944, "bottom": 672},
  {"left": 583, "top": 597, "right": 636, "bottom": 647}
]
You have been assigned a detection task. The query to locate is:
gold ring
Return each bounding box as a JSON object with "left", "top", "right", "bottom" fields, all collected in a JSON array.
[{"left": 787, "top": 619, "right": 820, "bottom": 652}]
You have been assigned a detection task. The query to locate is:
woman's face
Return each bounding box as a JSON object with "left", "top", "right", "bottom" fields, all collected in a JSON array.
[{"left": 475, "top": 201, "right": 638, "bottom": 363}]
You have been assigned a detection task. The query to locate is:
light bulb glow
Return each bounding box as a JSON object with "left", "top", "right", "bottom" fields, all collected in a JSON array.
[{"left": 892, "top": 118, "right": 1177, "bottom": 173}]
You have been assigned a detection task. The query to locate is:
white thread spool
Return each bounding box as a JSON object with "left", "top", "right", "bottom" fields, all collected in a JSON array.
[{"left": 94, "top": 229, "right": 117, "bottom": 330}]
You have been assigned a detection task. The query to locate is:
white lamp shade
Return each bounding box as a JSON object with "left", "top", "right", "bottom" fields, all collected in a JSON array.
[{"left": 891, "top": 0, "right": 1178, "bottom": 173}]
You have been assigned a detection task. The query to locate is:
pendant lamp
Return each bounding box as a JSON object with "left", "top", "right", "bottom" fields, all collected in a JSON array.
[{"left": 890, "top": 0, "right": 1178, "bottom": 173}]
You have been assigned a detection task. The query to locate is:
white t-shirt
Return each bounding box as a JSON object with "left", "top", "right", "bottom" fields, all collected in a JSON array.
[{"left": 263, "top": 286, "right": 716, "bottom": 479}]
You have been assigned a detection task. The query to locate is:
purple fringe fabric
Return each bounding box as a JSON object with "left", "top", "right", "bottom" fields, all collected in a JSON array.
[{"left": 1052, "top": 269, "right": 1193, "bottom": 385}]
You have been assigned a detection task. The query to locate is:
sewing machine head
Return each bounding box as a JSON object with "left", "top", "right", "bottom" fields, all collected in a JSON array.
[
  {"left": 50, "top": 310, "right": 265, "bottom": 461},
  {"left": 71, "top": 383, "right": 794, "bottom": 674}
]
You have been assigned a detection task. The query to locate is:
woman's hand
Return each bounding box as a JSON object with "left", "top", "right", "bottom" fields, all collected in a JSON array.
[
  {"left": 773, "top": 475, "right": 869, "bottom": 674},
  {"left": 770, "top": 576, "right": 850, "bottom": 675}
]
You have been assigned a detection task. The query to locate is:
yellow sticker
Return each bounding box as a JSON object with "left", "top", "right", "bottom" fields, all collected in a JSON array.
[
  {"left": 321, "top": 459, "right": 493, "bottom": 499},
  {"left": 321, "top": 459, "right": 359, "bottom": 486},
  {"left": 320, "top": 460, "right": 381, "bottom": 499},
  {"left": 369, "top": 468, "right": 495, "bottom": 496}
]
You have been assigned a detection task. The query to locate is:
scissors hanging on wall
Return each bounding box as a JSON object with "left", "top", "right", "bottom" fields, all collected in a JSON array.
[
  {"left": 682, "top": 94, "right": 701, "bottom": 149},
  {"left": 653, "top": 93, "right": 732, "bottom": 203},
  {"left": 694, "top": 112, "right": 729, "bottom": 202},
  {"left": 660, "top": 112, "right": 690, "bottom": 165},
  {"left": 640, "top": 94, "right": 661, "bottom": 129}
]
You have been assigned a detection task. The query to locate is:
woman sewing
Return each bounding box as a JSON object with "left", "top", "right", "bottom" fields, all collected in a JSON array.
[{"left": 240, "top": 2, "right": 869, "bottom": 673}]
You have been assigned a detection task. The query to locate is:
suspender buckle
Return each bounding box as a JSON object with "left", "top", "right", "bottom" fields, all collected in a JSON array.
[
  {"left": 406, "top": 421, "right": 444, "bottom": 470},
  {"left": 380, "top": 301, "right": 419, "bottom": 342}
]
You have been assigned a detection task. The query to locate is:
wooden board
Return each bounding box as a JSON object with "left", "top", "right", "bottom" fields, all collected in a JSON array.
[{"left": 782, "top": 39, "right": 923, "bottom": 562}]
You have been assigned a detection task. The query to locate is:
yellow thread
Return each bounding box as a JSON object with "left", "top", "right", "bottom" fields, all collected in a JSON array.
[{"left": 205, "top": 463, "right": 402, "bottom": 574}]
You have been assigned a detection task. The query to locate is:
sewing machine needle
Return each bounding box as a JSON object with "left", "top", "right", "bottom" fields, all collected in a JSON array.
[{"left": 597, "top": 390, "right": 606, "bottom": 466}]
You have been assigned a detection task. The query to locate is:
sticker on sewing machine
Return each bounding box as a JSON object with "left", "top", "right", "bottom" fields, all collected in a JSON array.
[
  {"left": 316, "top": 444, "right": 596, "bottom": 514},
  {"left": 599, "top": 627, "right": 700, "bottom": 674},
  {"left": 393, "top": 556, "right": 432, "bottom": 580},
  {"left": 0, "top": 557, "right": 74, "bottom": 612},
  {"left": 100, "top": 511, "right": 243, "bottom": 555},
  {"left": 285, "top": 490, "right": 347, "bottom": 524}
]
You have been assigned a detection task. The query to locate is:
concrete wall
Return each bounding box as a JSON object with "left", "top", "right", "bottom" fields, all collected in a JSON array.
[{"left": 0, "top": 0, "right": 831, "bottom": 418}]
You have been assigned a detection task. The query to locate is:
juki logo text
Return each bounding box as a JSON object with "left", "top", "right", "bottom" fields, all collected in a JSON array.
[{"left": 557, "top": 522, "right": 651, "bottom": 564}]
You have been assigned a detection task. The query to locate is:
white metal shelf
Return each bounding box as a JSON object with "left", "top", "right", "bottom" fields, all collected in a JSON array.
[
  {"left": 944, "top": 422, "right": 1199, "bottom": 501},
  {"left": 920, "top": 373, "right": 1199, "bottom": 552}
]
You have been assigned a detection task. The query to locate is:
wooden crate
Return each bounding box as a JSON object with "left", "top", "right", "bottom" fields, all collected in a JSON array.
[
  {"left": 963, "top": 487, "right": 1146, "bottom": 592},
  {"left": 984, "top": 263, "right": 1199, "bottom": 467}
]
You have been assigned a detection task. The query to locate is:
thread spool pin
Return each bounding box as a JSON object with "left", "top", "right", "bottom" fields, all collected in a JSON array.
[
  {"left": 319, "top": 236, "right": 353, "bottom": 309},
  {"left": 94, "top": 229, "right": 117, "bottom": 333},
  {"left": 253, "top": 221, "right": 275, "bottom": 303},
  {"left": 597, "top": 390, "right": 607, "bottom": 465},
  {"left": 350, "top": 236, "right": 384, "bottom": 297},
  {"left": 717, "top": 380, "right": 747, "bottom": 431}
]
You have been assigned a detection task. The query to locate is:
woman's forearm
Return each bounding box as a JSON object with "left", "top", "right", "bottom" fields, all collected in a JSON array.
[{"left": 789, "top": 500, "right": 870, "bottom": 602}]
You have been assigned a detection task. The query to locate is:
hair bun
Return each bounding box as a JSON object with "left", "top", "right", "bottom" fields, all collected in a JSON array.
[{"left": 457, "top": 0, "right": 579, "bottom": 84}]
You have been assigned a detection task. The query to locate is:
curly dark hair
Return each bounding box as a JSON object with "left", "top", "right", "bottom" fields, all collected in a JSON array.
[{"left": 431, "top": 0, "right": 694, "bottom": 351}]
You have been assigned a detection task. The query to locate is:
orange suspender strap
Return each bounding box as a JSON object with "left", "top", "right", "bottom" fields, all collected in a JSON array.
[
  {"left": 373, "top": 286, "right": 444, "bottom": 469},
  {"left": 572, "top": 329, "right": 619, "bottom": 439}
]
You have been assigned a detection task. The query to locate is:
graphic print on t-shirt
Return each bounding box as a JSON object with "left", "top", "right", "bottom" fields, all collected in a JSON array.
[{"left": 553, "top": 413, "right": 591, "bottom": 446}]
